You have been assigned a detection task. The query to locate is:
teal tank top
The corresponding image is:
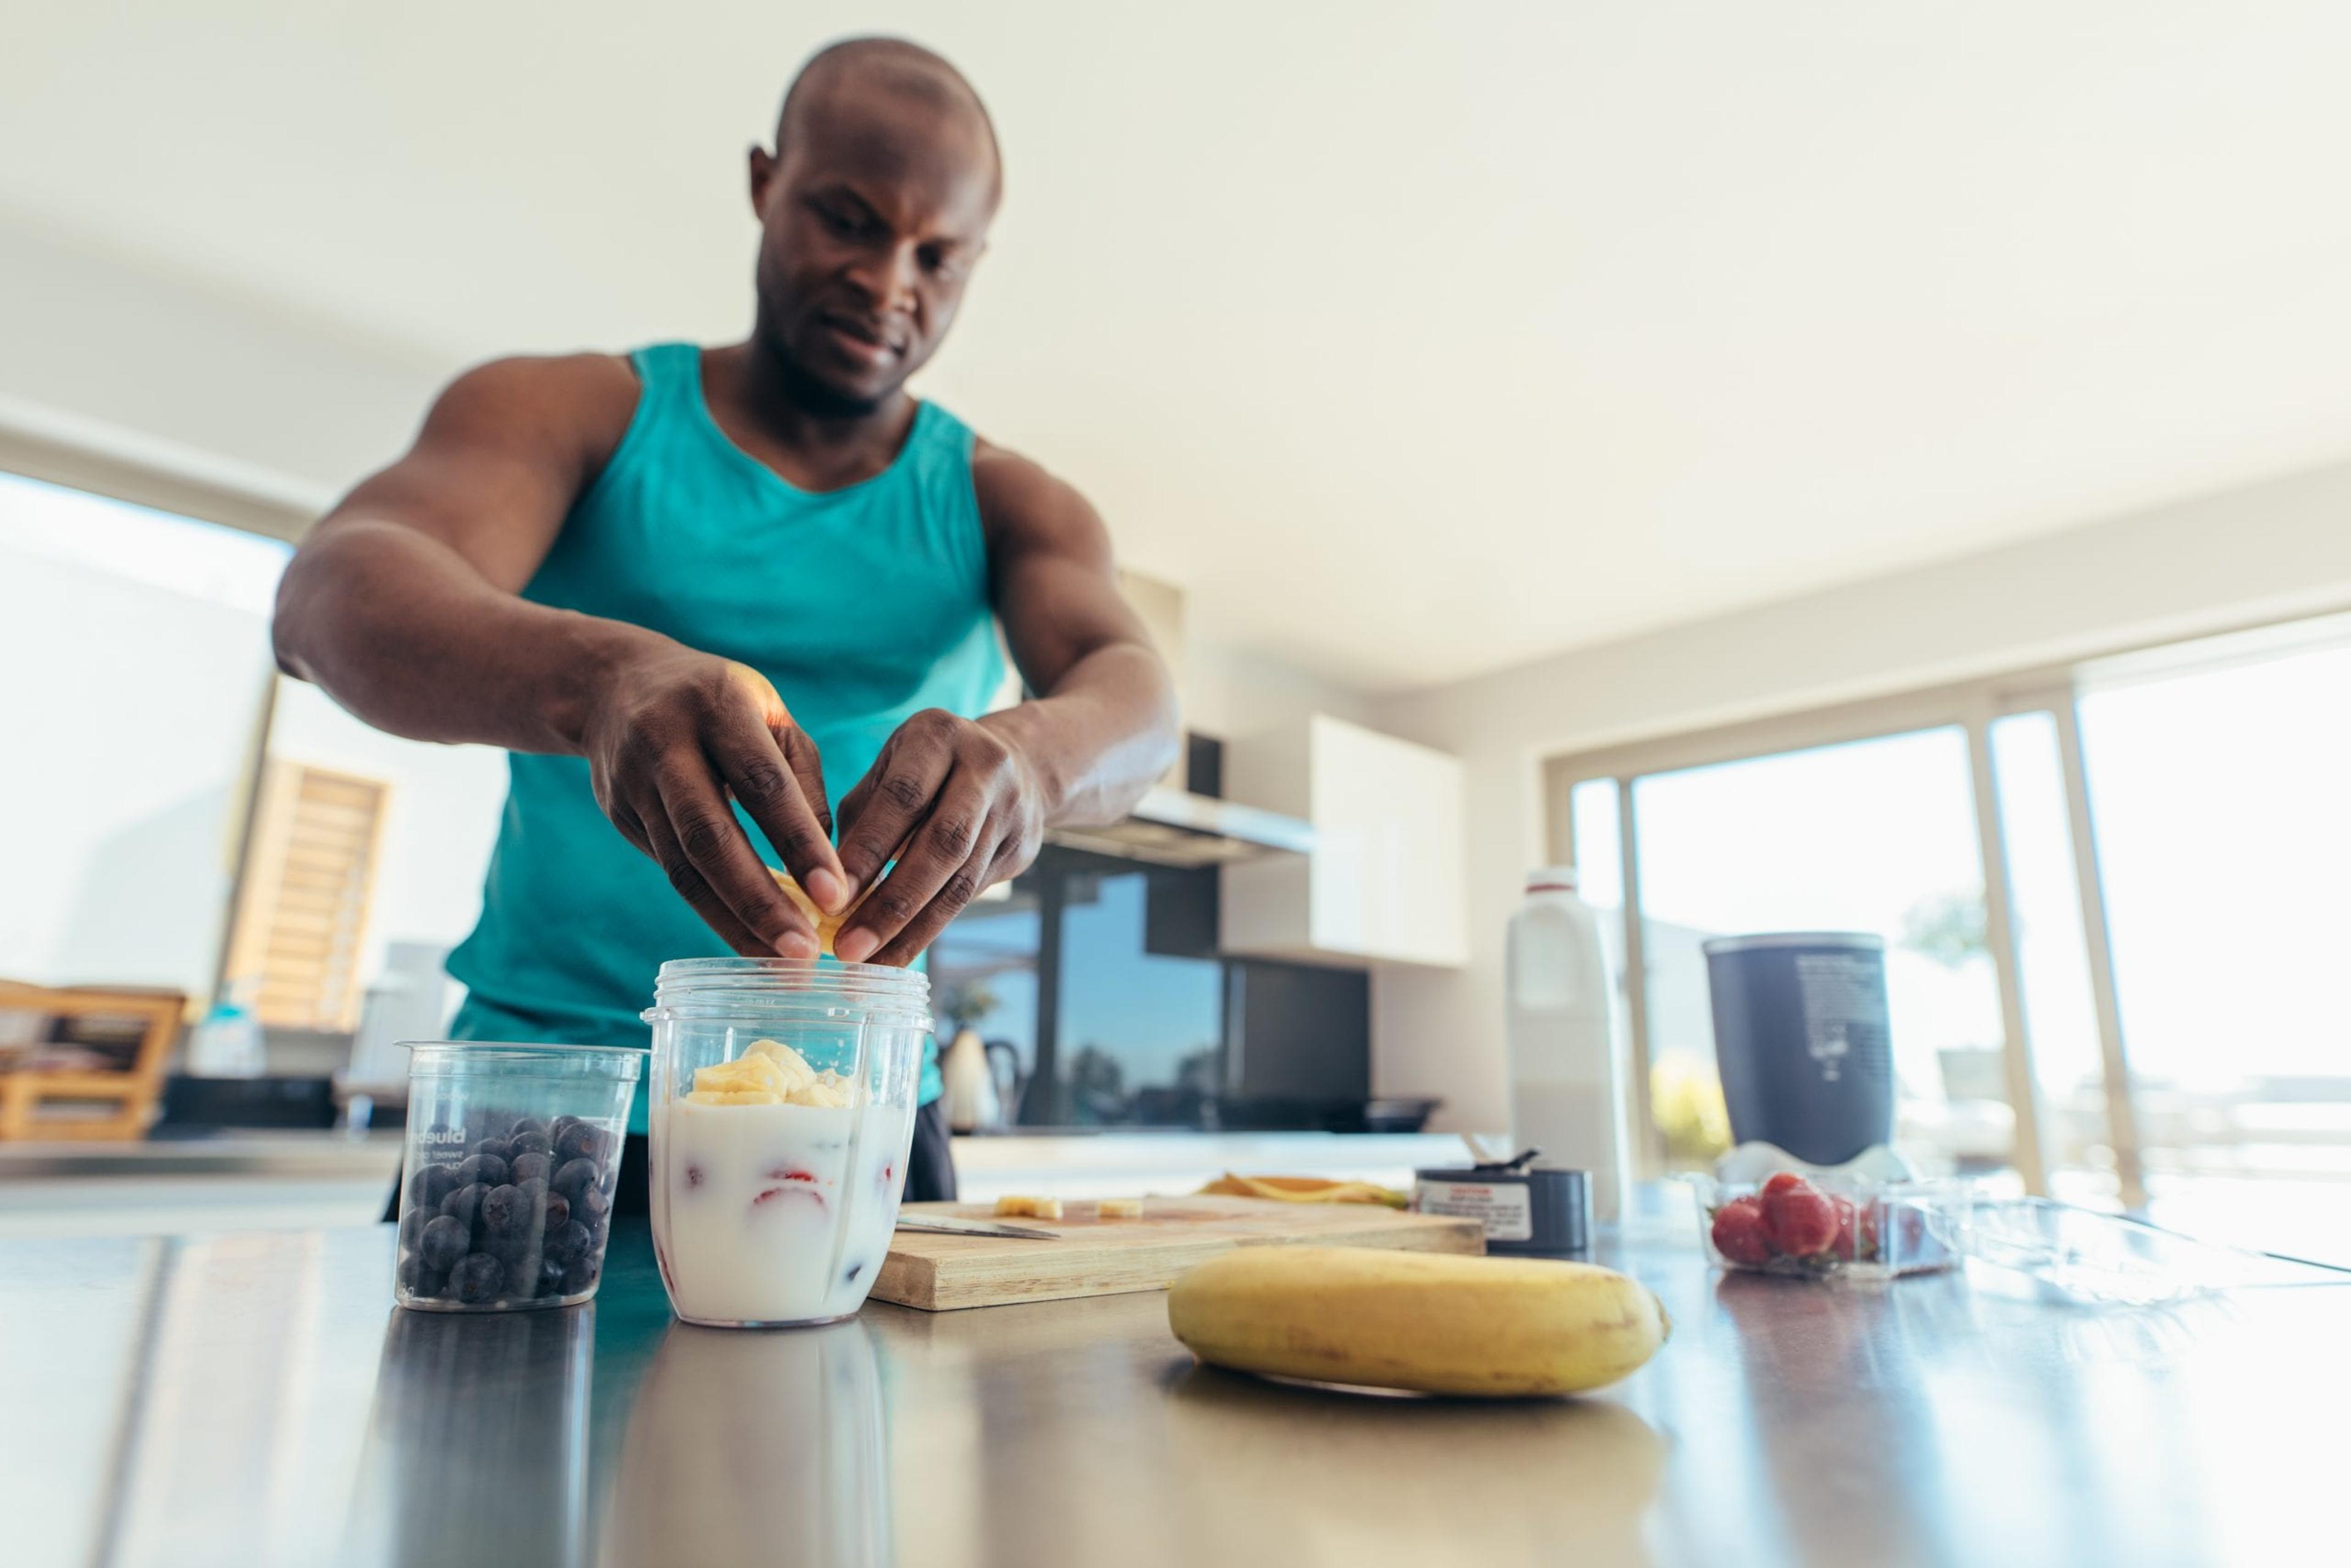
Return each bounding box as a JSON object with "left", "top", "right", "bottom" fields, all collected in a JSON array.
[{"left": 445, "top": 343, "right": 1003, "bottom": 1123}]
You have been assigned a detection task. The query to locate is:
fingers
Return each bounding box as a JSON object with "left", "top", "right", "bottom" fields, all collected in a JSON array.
[
  {"left": 867, "top": 831, "right": 1018, "bottom": 968},
  {"left": 834, "top": 711, "right": 957, "bottom": 896},
  {"left": 602, "top": 796, "right": 653, "bottom": 858},
  {"left": 632, "top": 800, "right": 773, "bottom": 958},
  {"left": 774, "top": 721, "right": 835, "bottom": 842},
  {"left": 648, "top": 762, "right": 820, "bottom": 958},
  {"left": 836, "top": 768, "right": 996, "bottom": 964},
  {"left": 709, "top": 707, "right": 847, "bottom": 913}
]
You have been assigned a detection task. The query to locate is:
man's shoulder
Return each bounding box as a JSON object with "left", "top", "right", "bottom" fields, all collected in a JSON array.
[
  {"left": 440, "top": 352, "right": 641, "bottom": 429},
  {"left": 968, "top": 437, "right": 1104, "bottom": 551},
  {"left": 407, "top": 351, "right": 647, "bottom": 486}
]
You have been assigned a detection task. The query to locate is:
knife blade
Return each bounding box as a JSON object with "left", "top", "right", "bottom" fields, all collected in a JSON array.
[{"left": 895, "top": 1214, "right": 1063, "bottom": 1241}]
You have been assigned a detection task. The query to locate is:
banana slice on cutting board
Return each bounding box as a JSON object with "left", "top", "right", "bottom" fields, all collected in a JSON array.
[
  {"left": 1196, "top": 1173, "right": 1409, "bottom": 1208},
  {"left": 1168, "top": 1245, "right": 1671, "bottom": 1398}
]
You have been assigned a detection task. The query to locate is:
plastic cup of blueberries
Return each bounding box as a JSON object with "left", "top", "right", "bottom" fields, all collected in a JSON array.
[{"left": 394, "top": 1041, "right": 643, "bottom": 1312}]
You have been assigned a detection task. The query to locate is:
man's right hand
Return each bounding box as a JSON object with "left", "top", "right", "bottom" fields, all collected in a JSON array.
[{"left": 578, "top": 643, "right": 849, "bottom": 958}]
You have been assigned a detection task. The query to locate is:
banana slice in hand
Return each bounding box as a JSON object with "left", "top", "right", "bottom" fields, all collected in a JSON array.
[{"left": 768, "top": 867, "right": 877, "bottom": 958}]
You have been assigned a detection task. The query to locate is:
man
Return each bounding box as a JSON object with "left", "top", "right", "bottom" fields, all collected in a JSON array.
[{"left": 274, "top": 37, "right": 1178, "bottom": 1208}]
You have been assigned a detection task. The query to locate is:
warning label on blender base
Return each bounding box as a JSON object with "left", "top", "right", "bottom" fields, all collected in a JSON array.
[{"left": 1414, "top": 1179, "right": 1534, "bottom": 1242}]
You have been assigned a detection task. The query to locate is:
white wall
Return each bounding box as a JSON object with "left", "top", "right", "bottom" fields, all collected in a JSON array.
[
  {"left": 1184, "top": 639, "right": 1378, "bottom": 742},
  {"left": 0, "top": 222, "right": 451, "bottom": 506},
  {"left": 1370, "top": 456, "right": 2351, "bottom": 1133}
]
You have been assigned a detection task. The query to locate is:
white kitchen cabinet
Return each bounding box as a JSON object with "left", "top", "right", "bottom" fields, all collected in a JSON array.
[{"left": 1219, "top": 715, "right": 1467, "bottom": 967}]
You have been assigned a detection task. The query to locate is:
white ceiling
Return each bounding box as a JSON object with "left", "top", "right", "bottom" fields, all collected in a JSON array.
[{"left": 13, "top": 2, "right": 2351, "bottom": 691}]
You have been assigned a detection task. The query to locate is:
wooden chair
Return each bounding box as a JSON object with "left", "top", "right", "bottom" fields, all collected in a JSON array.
[{"left": 0, "top": 980, "right": 185, "bottom": 1141}]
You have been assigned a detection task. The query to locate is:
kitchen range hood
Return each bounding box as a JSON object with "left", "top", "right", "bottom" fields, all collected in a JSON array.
[{"left": 1043, "top": 781, "right": 1316, "bottom": 869}]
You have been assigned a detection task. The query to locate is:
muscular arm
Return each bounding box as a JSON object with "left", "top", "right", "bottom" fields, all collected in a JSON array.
[
  {"left": 831, "top": 443, "right": 1179, "bottom": 964},
  {"left": 274, "top": 355, "right": 850, "bottom": 957},
  {"left": 972, "top": 445, "right": 1180, "bottom": 827},
  {"left": 274, "top": 355, "right": 644, "bottom": 751}
]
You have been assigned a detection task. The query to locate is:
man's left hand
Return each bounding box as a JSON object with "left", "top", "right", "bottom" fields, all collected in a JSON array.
[{"left": 831, "top": 708, "right": 1048, "bottom": 964}]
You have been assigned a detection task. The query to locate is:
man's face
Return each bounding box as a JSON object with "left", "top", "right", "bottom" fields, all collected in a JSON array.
[{"left": 749, "top": 89, "right": 997, "bottom": 413}]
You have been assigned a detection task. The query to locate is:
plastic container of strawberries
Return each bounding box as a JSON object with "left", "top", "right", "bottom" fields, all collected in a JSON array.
[{"left": 1692, "top": 1169, "right": 1965, "bottom": 1281}]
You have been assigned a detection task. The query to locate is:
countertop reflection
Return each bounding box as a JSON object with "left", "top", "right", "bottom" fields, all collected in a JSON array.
[{"left": 2, "top": 1201, "right": 2344, "bottom": 1567}]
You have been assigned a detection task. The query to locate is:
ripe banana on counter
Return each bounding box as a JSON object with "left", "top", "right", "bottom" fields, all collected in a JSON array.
[{"left": 1167, "top": 1245, "right": 1671, "bottom": 1398}]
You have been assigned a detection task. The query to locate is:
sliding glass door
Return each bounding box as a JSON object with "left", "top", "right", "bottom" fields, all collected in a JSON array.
[{"left": 1554, "top": 612, "right": 2351, "bottom": 1245}]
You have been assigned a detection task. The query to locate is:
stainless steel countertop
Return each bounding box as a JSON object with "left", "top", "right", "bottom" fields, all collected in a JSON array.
[{"left": 4, "top": 1195, "right": 2344, "bottom": 1568}]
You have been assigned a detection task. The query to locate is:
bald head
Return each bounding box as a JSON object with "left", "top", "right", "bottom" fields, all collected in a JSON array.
[
  {"left": 745, "top": 37, "right": 1001, "bottom": 415},
  {"left": 778, "top": 37, "right": 1001, "bottom": 206}
]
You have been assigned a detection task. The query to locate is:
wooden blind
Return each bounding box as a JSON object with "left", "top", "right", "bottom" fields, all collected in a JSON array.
[{"left": 223, "top": 760, "right": 390, "bottom": 1031}]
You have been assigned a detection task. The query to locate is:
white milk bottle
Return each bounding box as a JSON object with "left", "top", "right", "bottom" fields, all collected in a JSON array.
[{"left": 1505, "top": 867, "right": 1629, "bottom": 1224}]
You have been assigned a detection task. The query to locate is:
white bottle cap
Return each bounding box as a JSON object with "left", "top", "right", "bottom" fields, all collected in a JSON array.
[{"left": 1525, "top": 866, "right": 1578, "bottom": 893}]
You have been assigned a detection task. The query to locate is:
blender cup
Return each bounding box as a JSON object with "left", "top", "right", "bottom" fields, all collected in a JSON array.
[{"left": 642, "top": 957, "right": 929, "bottom": 1328}]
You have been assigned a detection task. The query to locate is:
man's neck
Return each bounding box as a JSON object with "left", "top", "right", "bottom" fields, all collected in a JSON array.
[{"left": 707, "top": 339, "right": 918, "bottom": 493}]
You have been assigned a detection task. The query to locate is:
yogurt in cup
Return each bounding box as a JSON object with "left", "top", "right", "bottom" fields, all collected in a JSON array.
[{"left": 643, "top": 958, "right": 929, "bottom": 1328}]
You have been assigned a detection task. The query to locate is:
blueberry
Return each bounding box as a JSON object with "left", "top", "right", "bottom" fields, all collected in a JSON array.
[
  {"left": 509, "top": 1116, "right": 550, "bottom": 1141},
  {"left": 471, "top": 1136, "right": 512, "bottom": 1163},
  {"left": 399, "top": 1253, "right": 448, "bottom": 1297},
  {"left": 441, "top": 1182, "right": 489, "bottom": 1231},
  {"left": 538, "top": 1191, "right": 570, "bottom": 1232},
  {"left": 549, "top": 1114, "right": 581, "bottom": 1145},
  {"left": 552, "top": 1157, "right": 598, "bottom": 1204},
  {"left": 537, "top": 1258, "right": 568, "bottom": 1297},
  {"left": 456, "top": 1153, "right": 509, "bottom": 1188},
  {"left": 558, "top": 1254, "right": 600, "bottom": 1296},
  {"left": 542, "top": 1220, "right": 591, "bottom": 1263},
  {"left": 420, "top": 1214, "right": 471, "bottom": 1272},
  {"left": 481, "top": 1184, "right": 532, "bottom": 1236},
  {"left": 554, "top": 1121, "right": 609, "bottom": 1164},
  {"left": 405, "top": 1164, "right": 462, "bottom": 1213},
  {"left": 509, "top": 1151, "right": 553, "bottom": 1187},
  {"left": 397, "top": 1207, "right": 427, "bottom": 1250},
  {"left": 451, "top": 1253, "right": 505, "bottom": 1303},
  {"left": 574, "top": 1179, "right": 612, "bottom": 1223},
  {"left": 485, "top": 1228, "right": 538, "bottom": 1270}
]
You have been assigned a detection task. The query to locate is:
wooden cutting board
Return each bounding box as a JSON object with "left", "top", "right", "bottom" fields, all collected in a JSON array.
[{"left": 871, "top": 1195, "right": 1484, "bottom": 1311}]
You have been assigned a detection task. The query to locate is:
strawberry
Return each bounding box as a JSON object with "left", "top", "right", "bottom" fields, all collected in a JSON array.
[
  {"left": 1763, "top": 1179, "right": 1839, "bottom": 1257},
  {"left": 1761, "top": 1171, "right": 1807, "bottom": 1198},
  {"left": 1710, "top": 1195, "right": 1774, "bottom": 1266}
]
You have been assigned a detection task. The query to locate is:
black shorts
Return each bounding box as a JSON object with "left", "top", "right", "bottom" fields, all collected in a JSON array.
[{"left": 382, "top": 1098, "right": 958, "bottom": 1220}]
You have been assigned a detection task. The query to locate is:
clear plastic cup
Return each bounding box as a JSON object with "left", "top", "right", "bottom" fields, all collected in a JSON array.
[
  {"left": 394, "top": 1041, "right": 643, "bottom": 1312},
  {"left": 641, "top": 958, "right": 931, "bottom": 1328}
]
